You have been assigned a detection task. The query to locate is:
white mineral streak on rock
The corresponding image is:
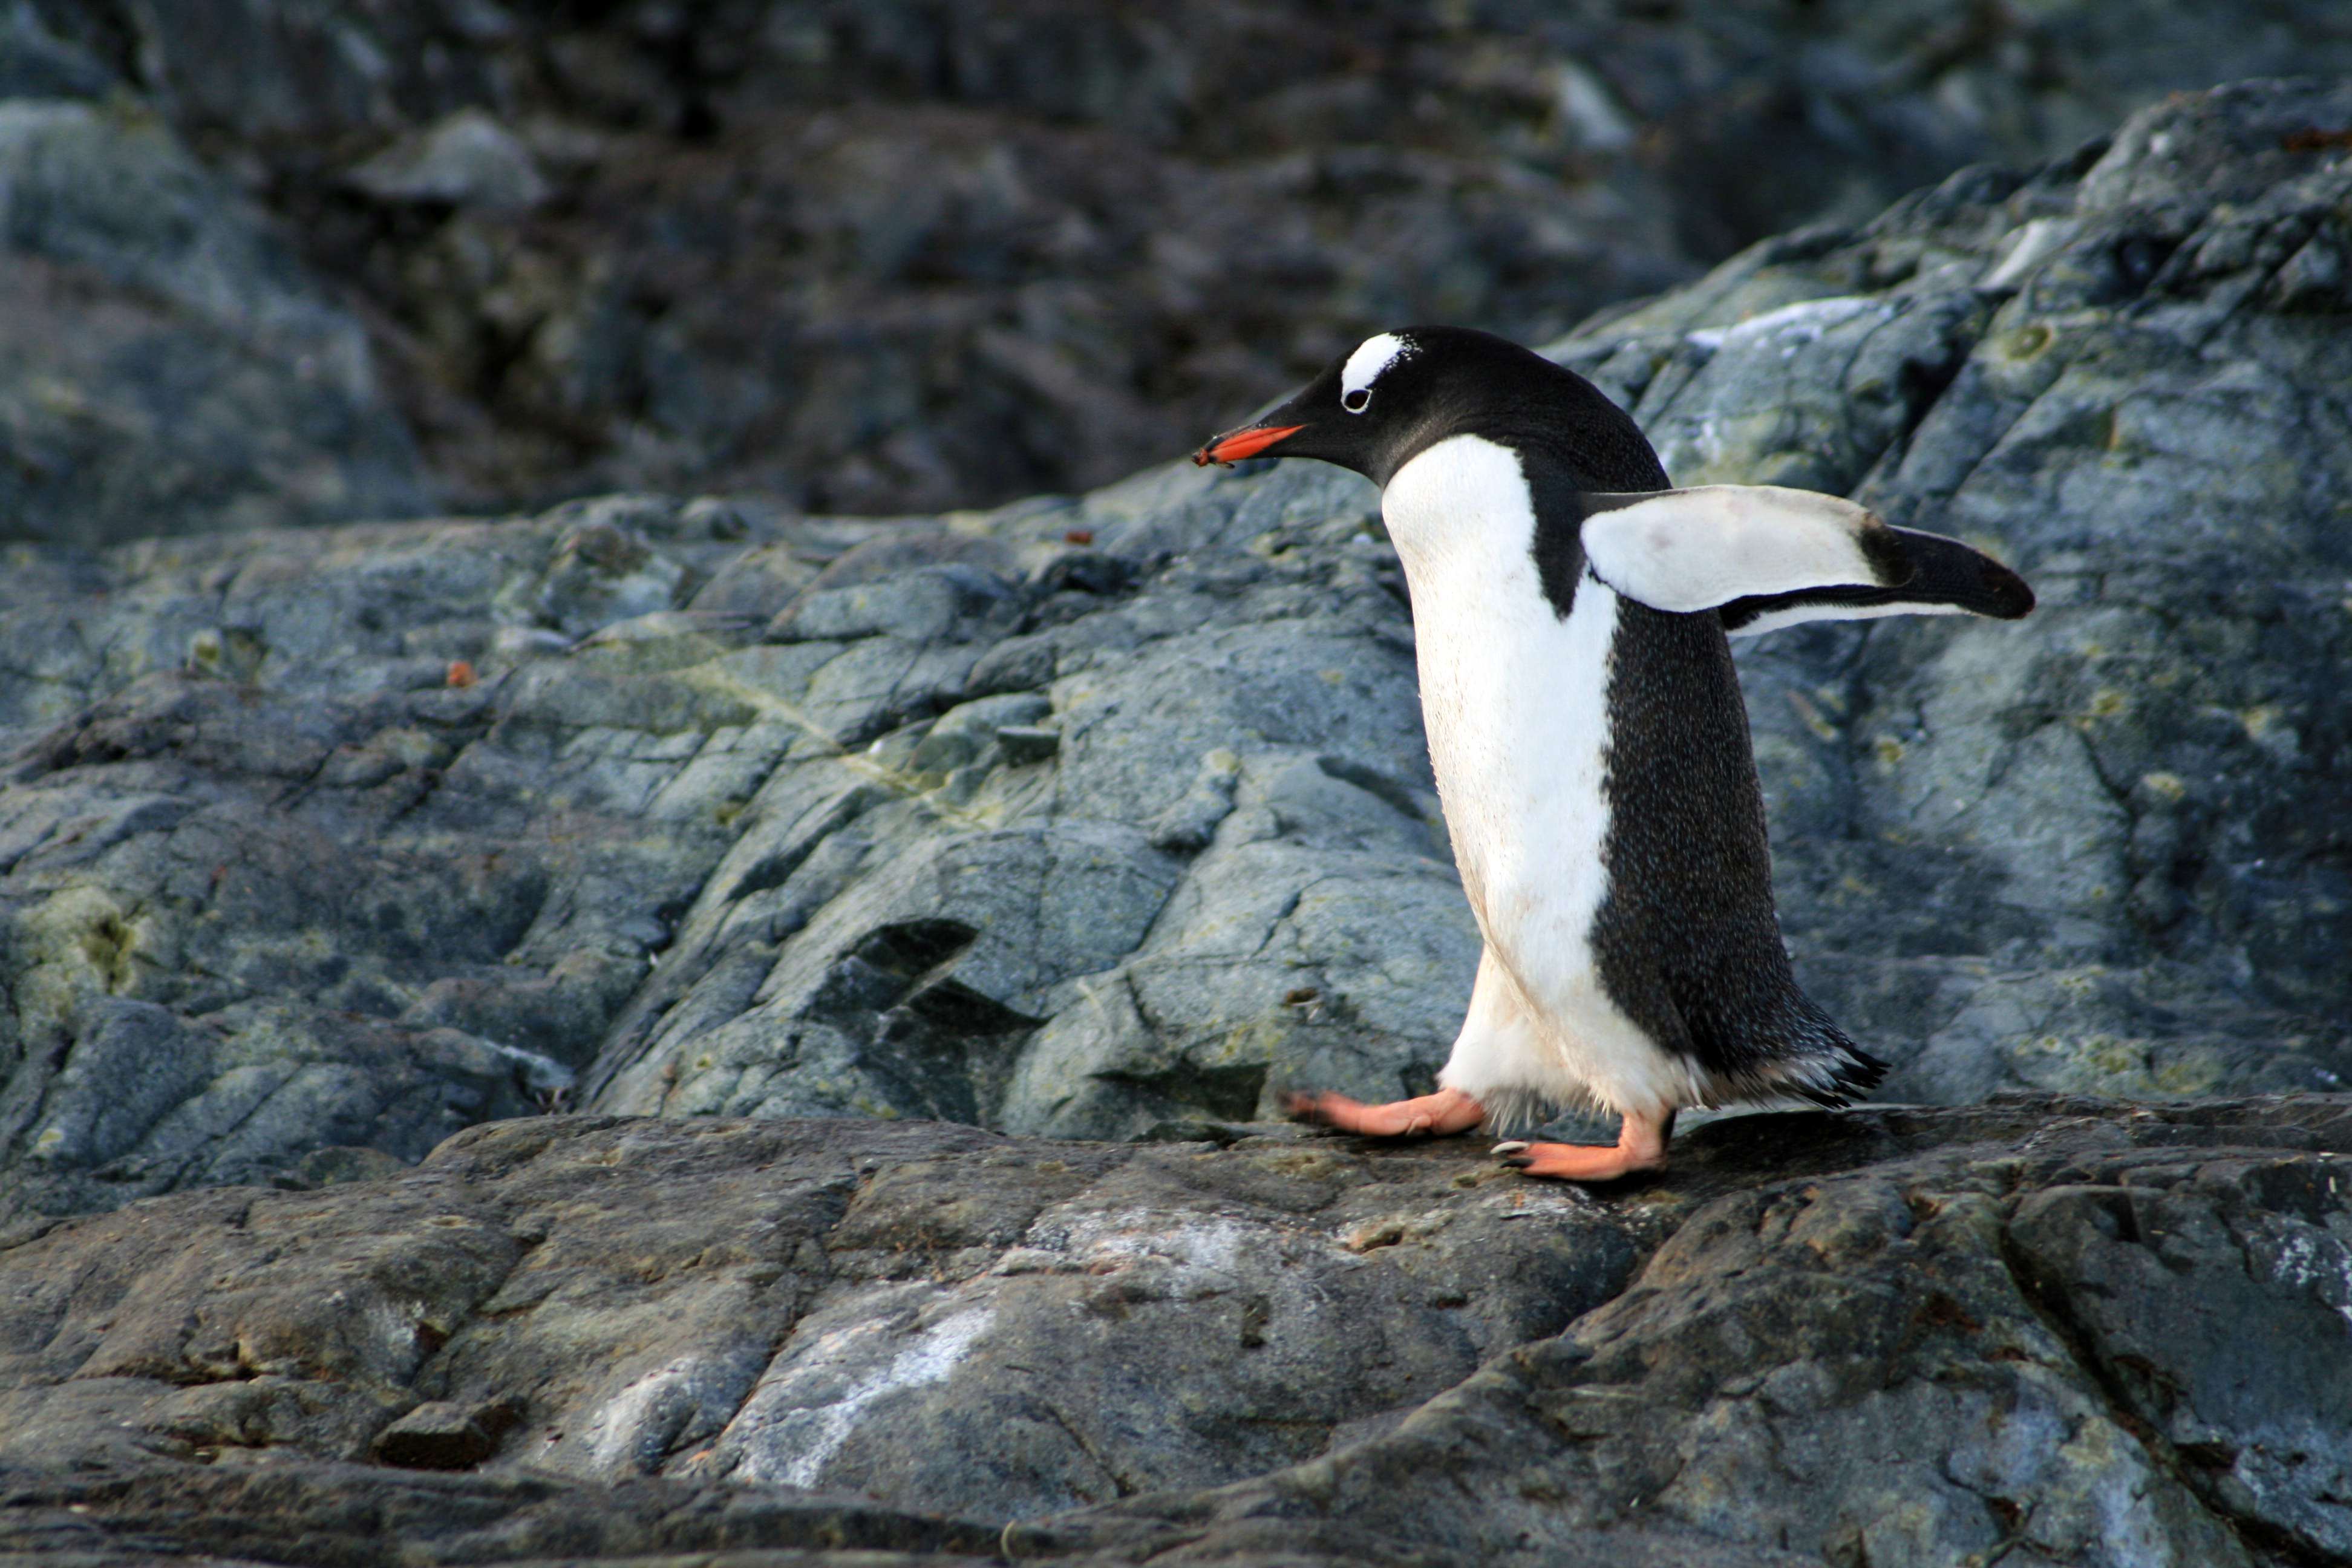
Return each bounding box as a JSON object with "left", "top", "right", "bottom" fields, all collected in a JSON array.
[
  {"left": 2260, "top": 1221, "right": 2352, "bottom": 1333},
  {"left": 730, "top": 1306, "right": 995, "bottom": 1488},
  {"left": 1685, "top": 295, "right": 1886, "bottom": 358},
  {"left": 373, "top": 1299, "right": 435, "bottom": 1369},
  {"left": 1979, "top": 217, "right": 2083, "bottom": 290},
  {"left": 1058, "top": 1207, "right": 1248, "bottom": 1271},
  {"left": 585, "top": 1357, "right": 707, "bottom": 1472},
  {"left": 1026, "top": 1206, "right": 1259, "bottom": 1298}
]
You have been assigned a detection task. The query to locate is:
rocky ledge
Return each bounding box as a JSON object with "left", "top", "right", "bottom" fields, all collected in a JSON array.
[{"left": 1, "top": 1095, "right": 2348, "bottom": 1566}]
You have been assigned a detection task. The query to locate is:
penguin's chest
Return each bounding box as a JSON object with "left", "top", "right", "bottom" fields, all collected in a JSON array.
[{"left": 1382, "top": 439, "right": 1621, "bottom": 969}]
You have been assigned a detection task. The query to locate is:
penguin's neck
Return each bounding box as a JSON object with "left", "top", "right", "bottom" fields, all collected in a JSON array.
[{"left": 1381, "top": 434, "right": 1619, "bottom": 950}]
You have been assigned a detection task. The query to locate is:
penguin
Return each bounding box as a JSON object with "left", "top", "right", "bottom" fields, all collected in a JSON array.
[{"left": 1194, "top": 326, "right": 2033, "bottom": 1181}]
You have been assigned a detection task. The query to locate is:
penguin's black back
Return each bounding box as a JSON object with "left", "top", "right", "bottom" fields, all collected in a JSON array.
[
  {"left": 1508, "top": 365, "right": 1886, "bottom": 1105},
  {"left": 1593, "top": 602, "right": 1881, "bottom": 1102}
]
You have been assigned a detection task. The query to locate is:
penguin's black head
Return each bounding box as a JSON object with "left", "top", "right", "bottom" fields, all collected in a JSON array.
[{"left": 1194, "top": 325, "right": 1661, "bottom": 491}]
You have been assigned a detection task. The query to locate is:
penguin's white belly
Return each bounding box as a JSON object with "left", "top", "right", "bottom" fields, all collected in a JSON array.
[{"left": 1382, "top": 436, "right": 1694, "bottom": 1118}]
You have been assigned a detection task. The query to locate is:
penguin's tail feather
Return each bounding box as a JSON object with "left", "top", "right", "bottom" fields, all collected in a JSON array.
[
  {"left": 1725, "top": 996, "right": 1887, "bottom": 1110},
  {"left": 1789, "top": 1033, "right": 1888, "bottom": 1109}
]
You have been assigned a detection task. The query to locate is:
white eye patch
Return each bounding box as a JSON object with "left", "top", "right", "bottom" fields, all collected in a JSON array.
[{"left": 1341, "top": 332, "right": 1414, "bottom": 410}]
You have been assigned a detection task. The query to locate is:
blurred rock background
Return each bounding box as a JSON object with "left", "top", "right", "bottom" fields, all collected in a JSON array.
[{"left": 7, "top": 0, "right": 2352, "bottom": 543}]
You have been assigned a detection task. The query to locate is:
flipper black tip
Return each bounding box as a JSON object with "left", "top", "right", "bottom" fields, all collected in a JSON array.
[{"left": 1718, "top": 527, "right": 2034, "bottom": 633}]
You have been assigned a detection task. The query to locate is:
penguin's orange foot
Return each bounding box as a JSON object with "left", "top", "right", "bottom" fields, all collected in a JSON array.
[
  {"left": 1491, "top": 1140, "right": 1662, "bottom": 1181},
  {"left": 1282, "top": 1086, "right": 1485, "bottom": 1138},
  {"left": 1492, "top": 1109, "right": 1674, "bottom": 1183}
]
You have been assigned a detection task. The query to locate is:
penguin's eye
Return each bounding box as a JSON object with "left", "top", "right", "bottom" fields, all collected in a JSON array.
[{"left": 1342, "top": 388, "right": 1371, "bottom": 414}]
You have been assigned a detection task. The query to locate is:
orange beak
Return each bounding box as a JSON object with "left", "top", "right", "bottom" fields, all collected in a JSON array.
[{"left": 1193, "top": 423, "right": 1305, "bottom": 467}]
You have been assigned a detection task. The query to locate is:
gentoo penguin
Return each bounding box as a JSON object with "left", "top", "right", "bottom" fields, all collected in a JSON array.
[{"left": 1194, "top": 325, "right": 2033, "bottom": 1181}]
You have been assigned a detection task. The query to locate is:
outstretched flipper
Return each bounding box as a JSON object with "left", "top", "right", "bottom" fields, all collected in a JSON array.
[{"left": 1577, "top": 486, "right": 2033, "bottom": 635}]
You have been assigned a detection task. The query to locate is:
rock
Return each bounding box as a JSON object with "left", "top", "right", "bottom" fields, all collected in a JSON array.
[
  {"left": 24, "top": 2, "right": 2352, "bottom": 531},
  {"left": 993, "top": 725, "right": 1059, "bottom": 765},
  {"left": 0, "top": 500, "right": 780, "bottom": 1221},
  {"left": 1025, "top": 1094, "right": 2352, "bottom": 1566},
  {"left": 0, "top": 1111, "right": 1652, "bottom": 1518},
  {"left": 347, "top": 107, "right": 551, "bottom": 211},
  {"left": 0, "top": 87, "right": 431, "bottom": 544},
  {"left": 2, "top": 82, "right": 2349, "bottom": 1229},
  {"left": 0, "top": 92, "right": 2347, "bottom": 1566},
  {"left": 0, "top": 1096, "right": 2344, "bottom": 1565},
  {"left": 0, "top": 1460, "right": 1002, "bottom": 1564},
  {"left": 372, "top": 1398, "right": 511, "bottom": 1470},
  {"left": 0, "top": 3, "right": 112, "bottom": 102},
  {"left": 0, "top": 64, "right": 2346, "bottom": 1568}
]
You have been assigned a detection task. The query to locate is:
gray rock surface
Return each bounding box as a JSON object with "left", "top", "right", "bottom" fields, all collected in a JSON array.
[
  {"left": 14, "top": 1, "right": 2352, "bottom": 524},
  {"left": 0, "top": 79, "right": 431, "bottom": 544},
  {"left": 0, "top": 1112, "right": 1643, "bottom": 1519},
  {"left": 0, "top": 469, "right": 1479, "bottom": 1221},
  {"left": 4, "top": 81, "right": 2347, "bottom": 1233},
  {"left": 1025, "top": 1095, "right": 2352, "bottom": 1567},
  {"left": 0, "top": 1096, "right": 2345, "bottom": 1566}
]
